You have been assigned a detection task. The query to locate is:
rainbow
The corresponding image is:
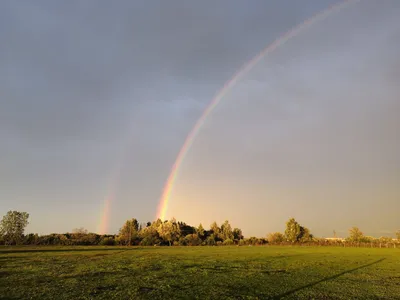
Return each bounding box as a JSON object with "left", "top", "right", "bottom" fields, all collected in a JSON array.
[
  {"left": 156, "top": 0, "right": 359, "bottom": 220},
  {"left": 98, "top": 153, "right": 124, "bottom": 234},
  {"left": 98, "top": 197, "right": 110, "bottom": 235}
]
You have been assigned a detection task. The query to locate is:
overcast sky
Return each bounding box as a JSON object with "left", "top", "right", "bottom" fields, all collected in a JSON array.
[{"left": 1, "top": 0, "right": 399, "bottom": 237}]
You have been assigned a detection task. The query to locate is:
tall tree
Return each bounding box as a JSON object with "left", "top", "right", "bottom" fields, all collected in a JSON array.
[
  {"left": 119, "top": 218, "right": 139, "bottom": 245},
  {"left": 196, "top": 223, "right": 205, "bottom": 238},
  {"left": 221, "top": 220, "right": 234, "bottom": 241},
  {"left": 210, "top": 221, "right": 220, "bottom": 237},
  {"left": 156, "top": 219, "right": 180, "bottom": 246},
  {"left": 396, "top": 230, "right": 400, "bottom": 241},
  {"left": 0, "top": 211, "right": 29, "bottom": 245},
  {"left": 284, "top": 218, "right": 301, "bottom": 243},
  {"left": 348, "top": 227, "right": 364, "bottom": 242},
  {"left": 139, "top": 225, "right": 161, "bottom": 246}
]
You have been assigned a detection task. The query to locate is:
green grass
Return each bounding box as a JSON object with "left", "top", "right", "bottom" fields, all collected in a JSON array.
[{"left": 1, "top": 246, "right": 399, "bottom": 299}]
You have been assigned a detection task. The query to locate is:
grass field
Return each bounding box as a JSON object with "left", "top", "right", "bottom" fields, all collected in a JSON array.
[{"left": 1, "top": 246, "right": 399, "bottom": 299}]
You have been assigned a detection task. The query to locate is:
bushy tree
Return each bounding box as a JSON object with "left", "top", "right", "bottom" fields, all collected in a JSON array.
[
  {"left": 267, "top": 232, "right": 284, "bottom": 244},
  {"left": 284, "top": 218, "right": 301, "bottom": 243},
  {"left": 246, "top": 237, "right": 261, "bottom": 246},
  {"left": 0, "top": 211, "right": 29, "bottom": 245},
  {"left": 348, "top": 227, "right": 364, "bottom": 242},
  {"left": 221, "top": 220, "right": 234, "bottom": 241},
  {"left": 223, "top": 238, "right": 234, "bottom": 245},
  {"left": 156, "top": 219, "right": 181, "bottom": 246},
  {"left": 70, "top": 228, "right": 97, "bottom": 245},
  {"left": 24, "top": 233, "right": 40, "bottom": 245},
  {"left": 379, "top": 236, "right": 393, "bottom": 244},
  {"left": 396, "top": 230, "right": 400, "bottom": 241},
  {"left": 178, "top": 222, "right": 196, "bottom": 237},
  {"left": 196, "top": 223, "right": 205, "bottom": 238},
  {"left": 299, "top": 227, "right": 313, "bottom": 242},
  {"left": 119, "top": 218, "right": 139, "bottom": 245},
  {"left": 233, "top": 228, "right": 243, "bottom": 241},
  {"left": 205, "top": 234, "right": 217, "bottom": 246},
  {"left": 184, "top": 234, "right": 202, "bottom": 246},
  {"left": 73, "top": 227, "right": 88, "bottom": 235},
  {"left": 99, "top": 237, "right": 116, "bottom": 246},
  {"left": 210, "top": 221, "right": 220, "bottom": 237},
  {"left": 139, "top": 225, "right": 161, "bottom": 246},
  {"left": 284, "top": 218, "right": 312, "bottom": 243}
]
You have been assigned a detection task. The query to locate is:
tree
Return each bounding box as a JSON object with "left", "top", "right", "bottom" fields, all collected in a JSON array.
[
  {"left": 284, "top": 218, "right": 301, "bottom": 243},
  {"left": 70, "top": 228, "right": 90, "bottom": 245},
  {"left": 0, "top": 211, "right": 29, "bottom": 245},
  {"left": 119, "top": 218, "right": 139, "bottom": 245},
  {"left": 396, "top": 230, "right": 400, "bottom": 241},
  {"left": 73, "top": 227, "right": 88, "bottom": 235},
  {"left": 184, "top": 234, "right": 202, "bottom": 246},
  {"left": 99, "top": 237, "right": 116, "bottom": 246},
  {"left": 24, "top": 233, "right": 40, "bottom": 245},
  {"left": 210, "top": 221, "right": 220, "bottom": 237},
  {"left": 379, "top": 236, "right": 392, "bottom": 244},
  {"left": 267, "top": 232, "right": 284, "bottom": 244},
  {"left": 196, "top": 223, "right": 205, "bottom": 238},
  {"left": 284, "top": 218, "right": 312, "bottom": 243},
  {"left": 139, "top": 226, "right": 161, "bottom": 246},
  {"left": 223, "top": 238, "right": 234, "bottom": 245},
  {"left": 233, "top": 228, "right": 243, "bottom": 241},
  {"left": 348, "top": 227, "right": 364, "bottom": 242},
  {"left": 156, "top": 219, "right": 180, "bottom": 246},
  {"left": 205, "top": 234, "right": 217, "bottom": 246},
  {"left": 221, "top": 220, "right": 234, "bottom": 241},
  {"left": 72, "top": 227, "right": 88, "bottom": 239},
  {"left": 299, "top": 227, "right": 313, "bottom": 242}
]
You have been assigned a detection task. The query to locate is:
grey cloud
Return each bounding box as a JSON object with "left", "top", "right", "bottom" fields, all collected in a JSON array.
[{"left": 4, "top": 0, "right": 397, "bottom": 236}]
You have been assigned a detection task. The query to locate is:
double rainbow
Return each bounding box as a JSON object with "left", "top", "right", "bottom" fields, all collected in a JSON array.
[
  {"left": 98, "top": 0, "right": 358, "bottom": 233},
  {"left": 156, "top": 0, "right": 358, "bottom": 221}
]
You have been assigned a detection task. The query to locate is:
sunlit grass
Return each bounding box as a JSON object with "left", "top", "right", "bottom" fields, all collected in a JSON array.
[{"left": 1, "top": 246, "right": 399, "bottom": 299}]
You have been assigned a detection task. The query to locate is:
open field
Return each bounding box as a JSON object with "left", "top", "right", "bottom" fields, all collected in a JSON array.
[{"left": 1, "top": 246, "right": 399, "bottom": 299}]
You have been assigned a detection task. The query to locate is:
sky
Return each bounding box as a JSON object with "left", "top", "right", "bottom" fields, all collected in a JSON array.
[{"left": 0, "top": 0, "right": 399, "bottom": 237}]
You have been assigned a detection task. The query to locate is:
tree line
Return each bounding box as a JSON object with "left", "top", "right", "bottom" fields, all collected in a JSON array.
[{"left": 1, "top": 211, "right": 399, "bottom": 247}]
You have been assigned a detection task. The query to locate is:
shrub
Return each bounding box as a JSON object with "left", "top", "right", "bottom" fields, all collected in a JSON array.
[
  {"left": 205, "top": 235, "right": 216, "bottom": 246},
  {"left": 267, "top": 232, "right": 284, "bottom": 244},
  {"left": 99, "top": 237, "right": 116, "bottom": 246},
  {"left": 223, "top": 239, "right": 234, "bottom": 245},
  {"left": 140, "top": 235, "right": 161, "bottom": 246},
  {"left": 184, "top": 234, "right": 202, "bottom": 246}
]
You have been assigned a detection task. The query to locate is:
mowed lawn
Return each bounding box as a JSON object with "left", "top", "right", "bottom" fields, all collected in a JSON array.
[{"left": 0, "top": 246, "right": 399, "bottom": 299}]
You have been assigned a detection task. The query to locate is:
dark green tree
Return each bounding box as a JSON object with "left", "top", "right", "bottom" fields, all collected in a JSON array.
[
  {"left": 233, "top": 228, "right": 243, "bottom": 241},
  {"left": 0, "top": 211, "right": 29, "bottom": 245}
]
